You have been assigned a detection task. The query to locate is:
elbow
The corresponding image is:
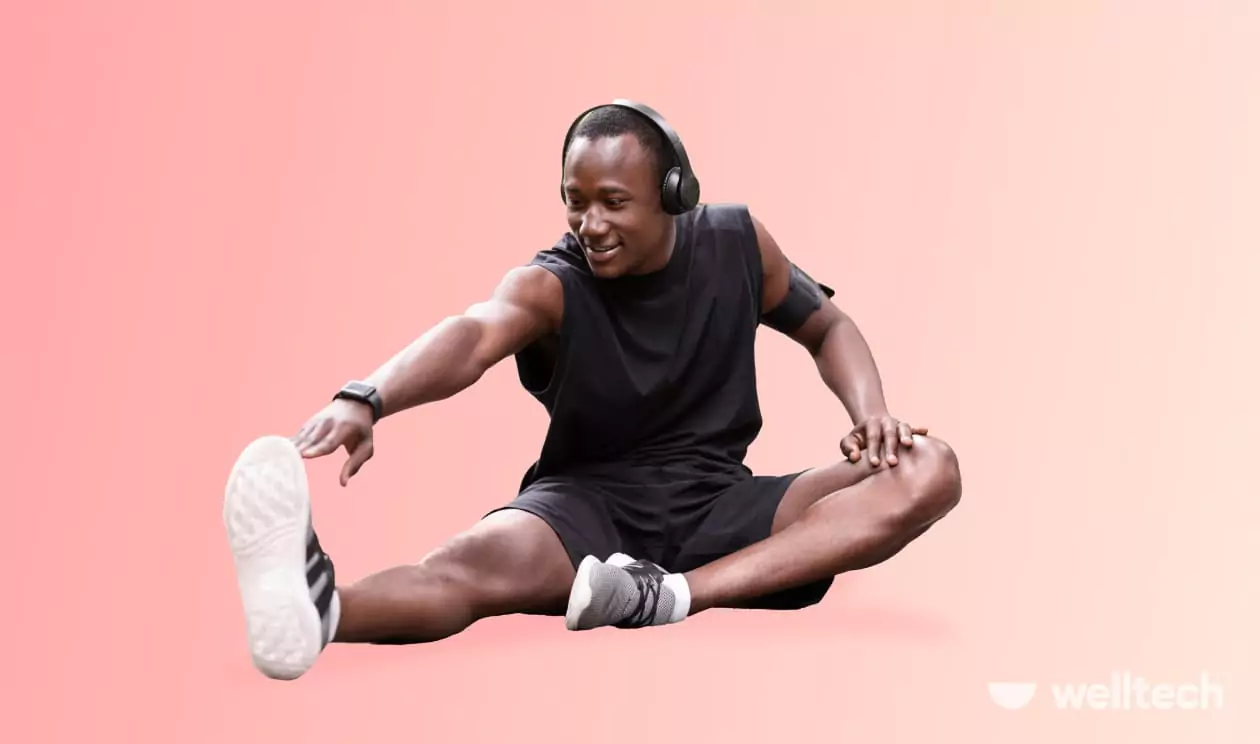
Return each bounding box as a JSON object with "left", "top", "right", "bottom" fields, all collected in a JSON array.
[{"left": 456, "top": 315, "right": 499, "bottom": 380}]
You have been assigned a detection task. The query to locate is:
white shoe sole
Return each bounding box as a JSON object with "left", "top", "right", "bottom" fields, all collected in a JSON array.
[{"left": 223, "top": 435, "right": 324, "bottom": 680}]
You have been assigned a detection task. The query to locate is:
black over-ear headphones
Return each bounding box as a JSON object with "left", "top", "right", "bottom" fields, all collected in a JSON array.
[{"left": 561, "top": 98, "right": 701, "bottom": 216}]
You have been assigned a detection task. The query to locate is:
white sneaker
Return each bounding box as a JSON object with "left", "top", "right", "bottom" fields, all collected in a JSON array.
[{"left": 223, "top": 435, "right": 340, "bottom": 680}]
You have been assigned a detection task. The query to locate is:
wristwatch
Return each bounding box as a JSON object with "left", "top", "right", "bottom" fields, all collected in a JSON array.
[{"left": 333, "top": 381, "right": 383, "bottom": 423}]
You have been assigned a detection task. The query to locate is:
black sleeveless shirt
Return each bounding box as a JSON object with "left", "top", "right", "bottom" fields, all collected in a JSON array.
[
  {"left": 514, "top": 203, "right": 768, "bottom": 504},
  {"left": 511, "top": 205, "right": 766, "bottom": 506}
]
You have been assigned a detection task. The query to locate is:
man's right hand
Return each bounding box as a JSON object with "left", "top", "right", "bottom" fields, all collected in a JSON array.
[{"left": 292, "top": 399, "right": 376, "bottom": 486}]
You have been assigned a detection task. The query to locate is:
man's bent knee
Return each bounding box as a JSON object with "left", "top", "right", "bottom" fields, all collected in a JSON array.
[{"left": 897, "top": 435, "right": 962, "bottom": 526}]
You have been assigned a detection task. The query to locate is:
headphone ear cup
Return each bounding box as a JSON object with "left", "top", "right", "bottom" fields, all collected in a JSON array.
[
  {"left": 678, "top": 172, "right": 700, "bottom": 212},
  {"left": 661, "top": 167, "right": 683, "bottom": 215}
]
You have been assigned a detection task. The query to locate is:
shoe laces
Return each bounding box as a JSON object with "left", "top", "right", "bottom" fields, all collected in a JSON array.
[{"left": 616, "top": 561, "right": 665, "bottom": 629}]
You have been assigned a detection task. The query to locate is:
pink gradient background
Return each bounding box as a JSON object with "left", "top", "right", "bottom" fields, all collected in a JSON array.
[{"left": 2, "top": 1, "right": 1256, "bottom": 741}]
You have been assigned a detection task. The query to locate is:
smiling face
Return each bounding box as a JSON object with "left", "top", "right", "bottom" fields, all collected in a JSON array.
[{"left": 562, "top": 133, "right": 676, "bottom": 278}]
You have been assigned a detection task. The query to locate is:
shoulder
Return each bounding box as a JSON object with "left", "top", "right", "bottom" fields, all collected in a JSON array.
[
  {"left": 693, "top": 203, "right": 777, "bottom": 269},
  {"left": 493, "top": 263, "right": 563, "bottom": 324},
  {"left": 687, "top": 202, "right": 755, "bottom": 235},
  {"left": 496, "top": 232, "right": 598, "bottom": 331},
  {"left": 486, "top": 237, "right": 582, "bottom": 328},
  {"left": 685, "top": 203, "right": 765, "bottom": 277},
  {"left": 685, "top": 203, "right": 760, "bottom": 265}
]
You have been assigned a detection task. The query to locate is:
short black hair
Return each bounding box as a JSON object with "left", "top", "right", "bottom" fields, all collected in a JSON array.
[{"left": 565, "top": 104, "right": 674, "bottom": 185}]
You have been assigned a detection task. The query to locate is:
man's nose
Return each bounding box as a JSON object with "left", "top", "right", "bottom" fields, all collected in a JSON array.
[{"left": 578, "top": 209, "right": 609, "bottom": 240}]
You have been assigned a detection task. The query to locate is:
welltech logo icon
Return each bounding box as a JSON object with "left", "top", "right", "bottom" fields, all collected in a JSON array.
[{"left": 989, "top": 672, "right": 1224, "bottom": 712}]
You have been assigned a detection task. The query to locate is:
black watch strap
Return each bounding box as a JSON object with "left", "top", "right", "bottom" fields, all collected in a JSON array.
[{"left": 333, "top": 381, "right": 383, "bottom": 423}]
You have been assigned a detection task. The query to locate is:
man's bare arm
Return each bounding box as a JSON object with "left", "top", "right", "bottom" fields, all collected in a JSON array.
[
  {"left": 752, "top": 213, "right": 890, "bottom": 424},
  {"left": 364, "top": 265, "right": 564, "bottom": 418}
]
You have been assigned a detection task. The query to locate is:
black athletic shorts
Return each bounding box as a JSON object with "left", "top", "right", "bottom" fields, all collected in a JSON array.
[{"left": 487, "top": 469, "right": 833, "bottom": 611}]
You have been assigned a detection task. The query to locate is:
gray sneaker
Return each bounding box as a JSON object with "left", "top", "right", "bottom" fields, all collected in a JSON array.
[{"left": 565, "top": 553, "right": 677, "bottom": 630}]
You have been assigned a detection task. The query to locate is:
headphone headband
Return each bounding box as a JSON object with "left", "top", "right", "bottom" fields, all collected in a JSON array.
[{"left": 561, "top": 99, "right": 701, "bottom": 215}]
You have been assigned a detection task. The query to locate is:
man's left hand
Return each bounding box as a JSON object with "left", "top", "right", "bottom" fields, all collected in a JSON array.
[{"left": 840, "top": 414, "right": 929, "bottom": 467}]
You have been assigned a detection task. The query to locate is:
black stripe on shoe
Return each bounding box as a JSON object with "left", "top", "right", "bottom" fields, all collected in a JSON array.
[{"left": 305, "top": 527, "right": 337, "bottom": 645}]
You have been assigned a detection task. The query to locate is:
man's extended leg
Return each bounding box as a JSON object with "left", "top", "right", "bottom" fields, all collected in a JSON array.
[
  {"left": 333, "top": 507, "right": 574, "bottom": 644},
  {"left": 564, "top": 435, "right": 961, "bottom": 629},
  {"left": 224, "top": 436, "right": 575, "bottom": 679}
]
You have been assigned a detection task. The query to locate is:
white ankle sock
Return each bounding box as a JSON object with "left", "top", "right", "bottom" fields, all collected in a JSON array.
[{"left": 661, "top": 573, "right": 691, "bottom": 623}]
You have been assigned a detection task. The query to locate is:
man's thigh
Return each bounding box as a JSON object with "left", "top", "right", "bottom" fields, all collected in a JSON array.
[
  {"left": 477, "top": 476, "right": 627, "bottom": 615},
  {"left": 770, "top": 455, "right": 884, "bottom": 533},
  {"left": 670, "top": 473, "right": 835, "bottom": 610},
  {"left": 426, "top": 508, "right": 577, "bottom": 618}
]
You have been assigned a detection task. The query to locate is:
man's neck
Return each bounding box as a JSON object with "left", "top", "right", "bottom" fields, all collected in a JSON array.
[{"left": 627, "top": 218, "right": 677, "bottom": 276}]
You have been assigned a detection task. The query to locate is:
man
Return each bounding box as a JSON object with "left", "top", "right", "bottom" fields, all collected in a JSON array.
[{"left": 223, "top": 100, "right": 962, "bottom": 681}]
